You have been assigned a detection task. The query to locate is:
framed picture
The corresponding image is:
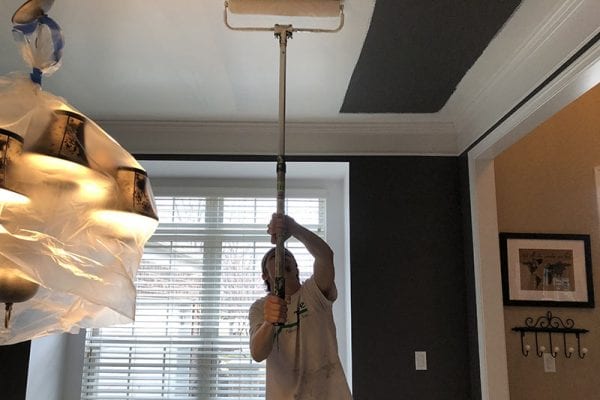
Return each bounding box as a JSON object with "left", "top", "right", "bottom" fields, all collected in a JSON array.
[{"left": 499, "top": 232, "right": 594, "bottom": 307}]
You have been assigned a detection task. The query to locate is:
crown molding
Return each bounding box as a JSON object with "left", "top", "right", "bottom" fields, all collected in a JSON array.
[
  {"left": 445, "top": 0, "right": 600, "bottom": 152},
  {"left": 470, "top": 39, "right": 600, "bottom": 161},
  {"left": 98, "top": 120, "right": 458, "bottom": 156}
]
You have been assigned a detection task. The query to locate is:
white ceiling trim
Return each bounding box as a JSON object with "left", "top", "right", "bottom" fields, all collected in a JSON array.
[
  {"left": 470, "top": 39, "right": 600, "bottom": 161},
  {"left": 449, "top": 0, "right": 600, "bottom": 152},
  {"left": 101, "top": 119, "right": 458, "bottom": 156}
]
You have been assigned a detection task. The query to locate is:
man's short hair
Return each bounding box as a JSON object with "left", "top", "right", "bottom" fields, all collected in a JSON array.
[{"left": 261, "top": 247, "right": 295, "bottom": 292}]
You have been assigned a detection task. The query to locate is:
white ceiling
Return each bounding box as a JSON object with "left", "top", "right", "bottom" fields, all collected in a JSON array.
[
  {"left": 0, "top": 0, "right": 375, "bottom": 119},
  {"left": 1, "top": 0, "right": 599, "bottom": 155}
]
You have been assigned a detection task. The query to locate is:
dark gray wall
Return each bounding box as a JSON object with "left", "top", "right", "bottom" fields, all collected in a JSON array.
[{"left": 349, "top": 156, "right": 472, "bottom": 399}]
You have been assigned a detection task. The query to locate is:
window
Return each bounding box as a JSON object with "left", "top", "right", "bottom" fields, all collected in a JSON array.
[{"left": 81, "top": 195, "right": 326, "bottom": 399}]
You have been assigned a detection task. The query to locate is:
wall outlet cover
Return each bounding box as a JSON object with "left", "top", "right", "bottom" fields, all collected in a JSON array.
[
  {"left": 415, "top": 351, "right": 427, "bottom": 371},
  {"left": 543, "top": 352, "right": 556, "bottom": 373}
]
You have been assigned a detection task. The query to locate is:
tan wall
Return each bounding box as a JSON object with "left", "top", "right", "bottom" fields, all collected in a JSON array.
[{"left": 495, "top": 83, "right": 600, "bottom": 399}]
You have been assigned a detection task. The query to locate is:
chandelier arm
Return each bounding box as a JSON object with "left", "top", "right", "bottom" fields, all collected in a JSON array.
[{"left": 4, "top": 303, "right": 12, "bottom": 329}]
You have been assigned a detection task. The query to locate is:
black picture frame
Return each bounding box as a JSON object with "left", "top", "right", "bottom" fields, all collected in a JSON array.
[{"left": 499, "top": 232, "right": 594, "bottom": 308}]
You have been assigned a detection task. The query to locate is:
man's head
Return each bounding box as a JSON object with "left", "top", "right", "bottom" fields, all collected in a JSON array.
[{"left": 261, "top": 247, "right": 299, "bottom": 292}]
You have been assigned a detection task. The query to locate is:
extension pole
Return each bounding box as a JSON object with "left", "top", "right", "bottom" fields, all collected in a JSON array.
[
  {"left": 273, "top": 24, "right": 292, "bottom": 301},
  {"left": 223, "top": 2, "right": 344, "bottom": 302}
]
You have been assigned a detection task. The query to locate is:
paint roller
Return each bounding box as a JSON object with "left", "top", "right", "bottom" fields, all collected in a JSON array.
[
  {"left": 225, "top": 0, "right": 343, "bottom": 302},
  {"left": 227, "top": 0, "right": 341, "bottom": 17}
]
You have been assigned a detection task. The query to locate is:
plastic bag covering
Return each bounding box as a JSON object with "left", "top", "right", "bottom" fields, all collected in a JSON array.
[
  {"left": 12, "top": 14, "right": 64, "bottom": 83},
  {"left": 0, "top": 73, "right": 159, "bottom": 345}
]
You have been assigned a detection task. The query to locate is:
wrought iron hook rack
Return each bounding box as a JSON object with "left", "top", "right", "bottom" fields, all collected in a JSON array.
[{"left": 512, "top": 311, "right": 589, "bottom": 359}]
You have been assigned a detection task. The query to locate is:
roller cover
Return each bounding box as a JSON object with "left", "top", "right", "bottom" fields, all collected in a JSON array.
[{"left": 228, "top": 0, "right": 341, "bottom": 17}]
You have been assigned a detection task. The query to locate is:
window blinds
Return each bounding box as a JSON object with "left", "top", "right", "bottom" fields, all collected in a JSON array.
[{"left": 81, "top": 195, "right": 326, "bottom": 400}]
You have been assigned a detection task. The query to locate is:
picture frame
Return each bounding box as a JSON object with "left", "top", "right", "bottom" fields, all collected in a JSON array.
[{"left": 499, "top": 232, "right": 594, "bottom": 308}]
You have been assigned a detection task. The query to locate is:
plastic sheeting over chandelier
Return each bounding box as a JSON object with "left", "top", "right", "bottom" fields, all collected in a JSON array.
[{"left": 0, "top": 0, "right": 158, "bottom": 345}]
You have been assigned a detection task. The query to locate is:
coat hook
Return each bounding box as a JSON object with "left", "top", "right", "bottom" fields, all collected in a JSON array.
[
  {"left": 535, "top": 332, "right": 544, "bottom": 357},
  {"left": 547, "top": 332, "right": 559, "bottom": 358},
  {"left": 519, "top": 331, "right": 529, "bottom": 356},
  {"left": 576, "top": 333, "right": 588, "bottom": 359}
]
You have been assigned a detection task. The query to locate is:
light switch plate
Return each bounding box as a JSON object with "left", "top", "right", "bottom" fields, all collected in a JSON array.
[
  {"left": 543, "top": 352, "right": 556, "bottom": 373},
  {"left": 415, "top": 351, "right": 427, "bottom": 370}
]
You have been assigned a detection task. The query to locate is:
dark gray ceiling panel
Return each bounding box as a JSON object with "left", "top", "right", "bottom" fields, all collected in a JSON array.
[{"left": 341, "top": 0, "right": 522, "bottom": 113}]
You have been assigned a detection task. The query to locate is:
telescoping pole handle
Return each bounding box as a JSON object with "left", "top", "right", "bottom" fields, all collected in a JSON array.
[
  {"left": 273, "top": 25, "right": 291, "bottom": 302},
  {"left": 274, "top": 157, "right": 286, "bottom": 301}
]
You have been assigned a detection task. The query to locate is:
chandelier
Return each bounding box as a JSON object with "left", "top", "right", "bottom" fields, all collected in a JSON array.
[{"left": 0, "top": 0, "right": 158, "bottom": 345}]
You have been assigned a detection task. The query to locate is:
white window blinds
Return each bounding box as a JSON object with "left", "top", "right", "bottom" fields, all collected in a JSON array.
[{"left": 81, "top": 195, "right": 326, "bottom": 400}]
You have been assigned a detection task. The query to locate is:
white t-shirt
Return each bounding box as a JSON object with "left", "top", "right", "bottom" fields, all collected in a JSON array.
[{"left": 249, "top": 277, "right": 352, "bottom": 400}]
